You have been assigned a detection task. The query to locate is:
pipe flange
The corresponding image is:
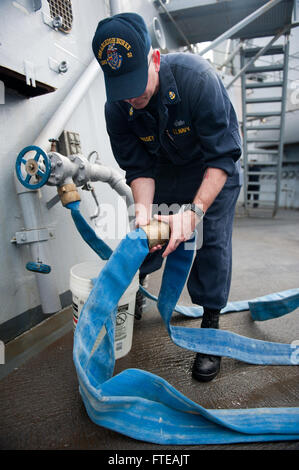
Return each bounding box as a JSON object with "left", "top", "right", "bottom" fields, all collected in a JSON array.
[
  {"left": 57, "top": 183, "right": 81, "bottom": 206},
  {"left": 140, "top": 219, "right": 170, "bottom": 250},
  {"left": 47, "top": 152, "right": 65, "bottom": 186},
  {"left": 72, "top": 155, "right": 90, "bottom": 186}
]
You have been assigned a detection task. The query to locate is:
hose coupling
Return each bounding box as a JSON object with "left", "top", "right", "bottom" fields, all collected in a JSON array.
[
  {"left": 140, "top": 219, "right": 170, "bottom": 250},
  {"left": 57, "top": 183, "right": 81, "bottom": 206}
]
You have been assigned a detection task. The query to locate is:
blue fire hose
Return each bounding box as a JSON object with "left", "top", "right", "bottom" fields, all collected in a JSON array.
[{"left": 66, "top": 201, "right": 299, "bottom": 444}]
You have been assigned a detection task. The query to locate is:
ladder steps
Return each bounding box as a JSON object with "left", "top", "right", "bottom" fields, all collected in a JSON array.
[
  {"left": 241, "top": 33, "right": 289, "bottom": 217},
  {"left": 247, "top": 171, "right": 277, "bottom": 176},
  {"left": 246, "top": 97, "right": 282, "bottom": 103},
  {"left": 247, "top": 191, "right": 276, "bottom": 195},
  {"left": 246, "top": 201, "right": 276, "bottom": 207},
  {"left": 243, "top": 45, "right": 284, "bottom": 58},
  {"left": 247, "top": 149, "right": 278, "bottom": 154},
  {"left": 247, "top": 162, "right": 278, "bottom": 166},
  {"left": 245, "top": 64, "right": 284, "bottom": 73},
  {"left": 246, "top": 111, "right": 281, "bottom": 117},
  {"left": 247, "top": 138, "right": 280, "bottom": 142},
  {"left": 245, "top": 81, "right": 283, "bottom": 89},
  {"left": 246, "top": 125, "right": 281, "bottom": 130}
]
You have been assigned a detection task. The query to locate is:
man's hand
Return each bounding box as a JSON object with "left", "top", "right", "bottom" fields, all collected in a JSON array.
[
  {"left": 135, "top": 211, "right": 164, "bottom": 253},
  {"left": 131, "top": 177, "right": 157, "bottom": 251},
  {"left": 153, "top": 210, "right": 198, "bottom": 258},
  {"left": 134, "top": 211, "right": 150, "bottom": 229}
]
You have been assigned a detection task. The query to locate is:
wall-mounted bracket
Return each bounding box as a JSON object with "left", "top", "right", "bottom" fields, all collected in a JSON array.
[
  {"left": 11, "top": 228, "right": 55, "bottom": 245},
  {"left": 42, "top": 11, "right": 60, "bottom": 31},
  {"left": 48, "top": 57, "right": 68, "bottom": 74},
  {"left": 24, "top": 60, "right": 36, "bottom": 87}
]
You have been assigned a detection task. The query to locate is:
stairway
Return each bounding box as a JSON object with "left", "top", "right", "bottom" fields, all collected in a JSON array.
[{"left": 241, "top": 36, "right": 290, "bottom": 216}]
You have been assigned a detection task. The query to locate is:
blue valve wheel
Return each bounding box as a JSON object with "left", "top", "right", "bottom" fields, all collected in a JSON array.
[
  {"left": 16, "top": 145, "right": 51, "bottom": 189},
  {"left": 26, "top": 262, "right": 51, "bottom": 274}
]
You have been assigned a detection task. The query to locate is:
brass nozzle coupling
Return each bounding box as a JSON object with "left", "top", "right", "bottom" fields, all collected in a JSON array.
[
  {"left": 57, "top": 183, "right": 81, "bottom": 206},
  {"left": 140, "top": 219, "right": 170, "bottom": 250}
]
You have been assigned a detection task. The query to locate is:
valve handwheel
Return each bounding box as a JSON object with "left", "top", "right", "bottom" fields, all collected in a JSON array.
[
  {"left": 26, "top": 262, "right": 51, "bottom": 274},
  {"left": 15, "top": 145, "right": 51, "bottom": 189}
]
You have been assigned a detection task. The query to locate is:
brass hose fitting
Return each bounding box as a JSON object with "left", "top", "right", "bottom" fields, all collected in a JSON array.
[
  {"left": 57, "top": 183, "right": 81, "bottom": 206},
  {"left": 140, "top": 219, "right": 170, "bottom": 250}
]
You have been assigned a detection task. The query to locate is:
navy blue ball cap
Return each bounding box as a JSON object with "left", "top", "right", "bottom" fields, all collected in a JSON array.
[{"left": 92, "top": 13, "right": 152, "bottom": 102}]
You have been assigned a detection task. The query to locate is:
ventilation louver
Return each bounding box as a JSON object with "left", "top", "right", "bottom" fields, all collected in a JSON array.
[{"left": 47, "top": 0, "right": 73, "bottom": 33}]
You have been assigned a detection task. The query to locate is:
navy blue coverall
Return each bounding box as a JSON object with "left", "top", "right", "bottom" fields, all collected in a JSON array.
[{"left": 105, "top": 53, "right": 242, "bottom": 310}]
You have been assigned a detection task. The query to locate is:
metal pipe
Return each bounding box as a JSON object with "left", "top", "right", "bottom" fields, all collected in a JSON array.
[
  {"left": 83, "top": 157, "right": 135, "bottom": 223},
  {"left": 198, "top": 0, "right": 285, "bottom": 57},
  {"left": 274, "top": 34, "right": 290, "bottom": 216},
  {"left": 14, "top": 170, "right": 62, "bottom": 313},
  {"left": 109, "top": 0, "right": 121, "bottom": 15},
  {"left": 14, "top": 59, "right": 101, "bottom": 313},
  {"left": 34, "top": 60, "right": 100, "bottom": 152},
  {"left": 90, "top": 164, "right": 133, "bottom": 204},
  {"left": 91, "top": 164, "right": 135, "bottom": 229},
  {"left": 48, "top": 152, "right": 135, "bottom": 225},
  {"left": 17, "top": 189, "right": 62, "bottom": 314},
  {"left": 47, "top": 152, "right": 134, "bottom": 207},
  {"left": 221, "top": 39, "right": 232, "bottom": 75},
  {"left": 240, "top": 41, "right": 249, "bottom": 216}
]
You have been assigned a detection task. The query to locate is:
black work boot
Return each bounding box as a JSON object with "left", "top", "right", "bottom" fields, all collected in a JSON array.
[
  {"left": 134, "top": 274, "right": 149, "bottom": 320},
  {"left": 192, "top": 308, "right": 221, "bottom": 382}
]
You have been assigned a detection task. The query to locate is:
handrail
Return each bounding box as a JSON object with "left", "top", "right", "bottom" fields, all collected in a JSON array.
[{"left": 198, "top": 0, "right": 285, "bottom": 57}]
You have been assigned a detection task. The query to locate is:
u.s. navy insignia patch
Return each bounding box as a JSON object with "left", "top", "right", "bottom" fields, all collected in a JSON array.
[
  {"left": 107, "top": 43, "right": 122, "bottom": 70},
  {"left": 168, "top": 90, "right": 176, "bottom": 101}
]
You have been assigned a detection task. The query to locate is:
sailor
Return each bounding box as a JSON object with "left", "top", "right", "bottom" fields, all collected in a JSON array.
[{"left": 92, "top": 13, "right": 242, "bottom": 382}]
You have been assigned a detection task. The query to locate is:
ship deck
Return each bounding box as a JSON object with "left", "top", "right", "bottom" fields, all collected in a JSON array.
[{"left": 0, "top": 208, "right": 298, "bottom": 451}]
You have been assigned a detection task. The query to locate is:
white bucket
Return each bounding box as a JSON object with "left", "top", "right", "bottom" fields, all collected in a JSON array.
[{"left": 70, "top": 260, "right": 138, "bottom": 360}]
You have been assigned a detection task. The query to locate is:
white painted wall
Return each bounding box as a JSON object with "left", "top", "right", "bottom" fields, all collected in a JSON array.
[{"left": 0, "top": 0, "right": 127, "bottom": 325}]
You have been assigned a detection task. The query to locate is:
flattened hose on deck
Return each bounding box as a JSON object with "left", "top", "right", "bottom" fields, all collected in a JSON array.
[{"left": 66, "top": 202, "right": 299, "bottom": 444}]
